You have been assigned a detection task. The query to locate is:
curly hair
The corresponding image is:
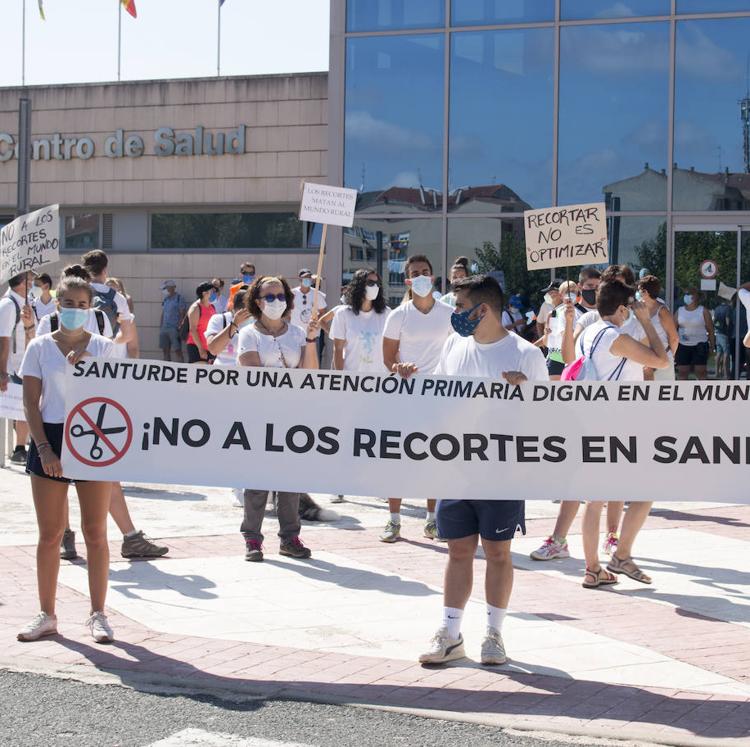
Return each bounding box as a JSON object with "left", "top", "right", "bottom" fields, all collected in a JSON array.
[
  {"left": 245, "top": 275, "right": 295, "bottom": 320},
  {"left": 344, "top": 268, "right": 387, "bottom": 315}
]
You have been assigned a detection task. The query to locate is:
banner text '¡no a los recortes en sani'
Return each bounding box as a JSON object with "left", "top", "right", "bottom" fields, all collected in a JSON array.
[{"left": 0, "top": 126, "right": 246, "bottom": 163}]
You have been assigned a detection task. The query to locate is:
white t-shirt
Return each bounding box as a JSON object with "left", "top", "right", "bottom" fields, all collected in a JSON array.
[
  {"left": 740, "top": 288, "right": 750, "bottom": 329},
  {"left": 36, "top": 309, "right": 114, "bottom": 339},
  {"left": 206, "top": 312, "right": 254, "bottom": 366},
  {"left": 435, "top": 332, "right": 549, "bottom": 382},
  {"left": 32, "top": 297, "right": 57, "bottom": 321},
  {"left": 237, "top": 322, "right": 307, "bottom": 368},
  {"left": 383, "top": 299, "right": 454, "bottom": 374},
  {"left": 212, "top": 294, "right": 229, "bottom": 314},
  {"left": 19, "top": 333, "right": 113, "bottom": 422},
  {"left": 291, "top": 287, "right": 327, "bottom": 330},
  {"left": 547, "top": 304, "right": 587, "bottom": 362},
  {"left": 579, "top": 321, "right": 643, "bottom": 382},
  {"left": 0, "top": 290, "right": 30, "bottom": 375},
  {"left": 330, "top": 306, "right": 390, "bottom": 372},
  {"left": 537, "top": 301, "right": 553, "bottom": 326},
  {"left": 676, "top": 305, "right": 708, "bottom": 346},
  {"left": 90, "top": 282, "right": 134, "bottom": 322},
  {"left": 577, "top": 309, "right": 645, "bottom": 342},
  {"left": 502, "top": 309, "right": 524, "bottom": 331}
]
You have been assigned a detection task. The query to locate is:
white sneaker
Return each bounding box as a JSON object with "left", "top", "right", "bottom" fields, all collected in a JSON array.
[
  {"left": 17, "top": 611, "right": 58, "bottom": 641},
  {"left": 86, "top": 611, "right": 114, "bottom": 643},
  {"left": 530, "top": 536, "right": 570, "bottom": 561},
  {"left": 418, "top": 628, "right": 465, "bottom": 664},
  {"left": 231, "top": 488, "right": 244, "bottom": 507},
  {"left": 481, "top": 627, "right": 507, "bottom": 665}
]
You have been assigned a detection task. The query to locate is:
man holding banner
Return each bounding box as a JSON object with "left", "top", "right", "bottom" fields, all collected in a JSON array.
[{"left": 419, "top": 275, "right": 548, "bottom": 666}]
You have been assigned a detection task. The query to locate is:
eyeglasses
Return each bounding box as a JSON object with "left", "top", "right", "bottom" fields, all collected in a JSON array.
[
  {"left": 365, "top": 280, "right": 380, "bottom": 287},
  {"left": 262, "top": 293, "right": 286, "bottom": 303}
]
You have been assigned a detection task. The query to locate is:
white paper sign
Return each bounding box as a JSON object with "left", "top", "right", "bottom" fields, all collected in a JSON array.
[
  {"left": 0, "top": 382, "right": 25, "bottom": 421},
  {"left": 0, "top": 204, "right": 60, "bottom": 283},
  {"left": 62, "top": 358, "right": 750, "bottom": 503},
  {"left": 718, "top": 282, "right": 737, "bottom": 301},
  {"left": 523, "top": 202, "right": 608, "bottom": 271},
  {"left": 299, "top": 183, "right": 357, "bottom": 228}
]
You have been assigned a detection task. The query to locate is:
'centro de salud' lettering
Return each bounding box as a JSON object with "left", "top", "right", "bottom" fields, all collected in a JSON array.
[{"left": 0, "top": 125, "right": 246, "bottom": 162}]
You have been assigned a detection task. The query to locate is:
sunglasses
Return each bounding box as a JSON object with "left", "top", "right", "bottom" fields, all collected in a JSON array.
[
  {"left": 366, "top": 279, "right": 380, "bottom": 287},
  {"left": 262, "top": 293, "right": 286, "bottom": 303}
]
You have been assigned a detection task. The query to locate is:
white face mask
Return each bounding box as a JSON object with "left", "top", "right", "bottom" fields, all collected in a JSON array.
[
  {"left": 263, "top": 299, "right": 287, "bottom": 320},
  {"left": 563, "top": 292, "right": 577, "bottom": 304},
  {"left": 543, "top": 293, "right": 554, "bottom": 307},
  {"left": 30, "top": 285, "right": 43, "bottom": 301},
  {"left": 365, "top": 284, "right": 380, "bottom": 301},
  {"left": 410, "top": 275, "right": 433, "bottom": 298},
  {"left": 683, "top": 294, "right": 694, "bottom": 306}
]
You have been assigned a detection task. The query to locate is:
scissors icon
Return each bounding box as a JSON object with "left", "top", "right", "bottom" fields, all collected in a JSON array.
[{"left": 70, "top": 403, "right": 127, "bottom": 460}]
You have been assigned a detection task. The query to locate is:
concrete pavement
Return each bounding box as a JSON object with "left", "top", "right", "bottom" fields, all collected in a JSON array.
[{"left": 1, "top": 463, "right": 749, "bottom": 745}]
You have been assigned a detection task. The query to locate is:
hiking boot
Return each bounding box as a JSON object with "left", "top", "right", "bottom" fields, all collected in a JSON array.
[
  {"left": 86, "top": 611, "right": 114, "bottom": 643},
  {"left": 245, "top": 539, "right": 264, "bottom": 562},
  {"left": 379, "top": 520, "right": 401, "bottom": 543},
  {"left": 418, "top": 629, "right": 465, "bottom": 665},
  {"left": 121, "top": 531, "right": 168, "bottom": 559},
  {"left": 10, "top": 445, "right": 27, "bottom": 464},
  {"left": 17, "top": 612, "right": 57, "bottom": 642},
  {"left": 60, "top": 529, "right": 78, "bottom": 561},
  {"left": 530, "top": 536, "right": 570, "bottom": 561},
  {"left": 279, "top": 536, "right": 311, "bottom": 559},
  {"left": 481, "top": 627, "right": 507, "bottom": 665},
  {"left": 423, "top": 520, "right": 438, "bottom": 539}
]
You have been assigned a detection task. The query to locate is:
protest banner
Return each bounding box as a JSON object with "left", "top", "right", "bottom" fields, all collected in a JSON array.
[
  {"left": 62, "top": 358, "right": 750, "bottom": 503},
  {"left": 299, "top": 182, "right": 358, "bottom": 317},
  {"left": 523, "top": 202, "right": 608, "bottom": 271},
  {"left": 0, "top": 382, "right": 25, "bottom": 421},
  {"left": 0, "top": 204, "right": 60, "bottom": 283}
]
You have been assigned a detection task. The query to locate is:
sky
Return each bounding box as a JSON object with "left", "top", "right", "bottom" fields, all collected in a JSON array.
[{"left": 0, "top": 0, "right": 330, "bottom": 87}]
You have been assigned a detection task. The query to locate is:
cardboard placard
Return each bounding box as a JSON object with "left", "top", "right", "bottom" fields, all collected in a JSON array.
[
  {"left": 299, "top": 183, "right": 357, "bottom": 228},
  {"left": 0, "top": 205, "right": 60, "bottom": 283}
]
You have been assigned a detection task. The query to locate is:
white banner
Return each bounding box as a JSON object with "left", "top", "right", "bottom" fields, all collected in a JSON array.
[
  {"left": 299, "top": 182, "right": 357, "bottom": 228},
  {"left": 0, "top": 204, "right": 60, "bottom": 283},
  {"left": 61, "top": 359, "right": 750, "bottom": 503},
  {"left": 0, "top": 382, "right": 25, "bottom": 421}
]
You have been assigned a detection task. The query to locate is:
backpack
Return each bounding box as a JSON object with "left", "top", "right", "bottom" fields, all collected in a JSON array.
[
  {"left": 50, "top": 309, "right": 106, "bottom": 336},
  {"left": 713, "top": 305, "right": 734, "bottom": 336},
  {"left": 8, "top": 296, "right": 21, "bottom": 355},
  {"left": 92, "top": 286, "right": 119, "bottom": 335},
  {"left": 561, "top": 324, "right": 626, "bottom": 382}
]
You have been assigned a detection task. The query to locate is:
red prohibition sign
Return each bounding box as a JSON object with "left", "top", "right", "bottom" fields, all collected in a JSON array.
[{"left": 65, "top": 397, "right": 133, "bottom": 467}]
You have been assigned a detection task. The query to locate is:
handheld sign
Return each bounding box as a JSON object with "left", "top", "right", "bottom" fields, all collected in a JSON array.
[
  {"left": 523, "top": 202, "right": 608, "bottom": 271},
  {"left": 299, "top": 183, "right": 358, "bottom": 317},
  {"left": 0, "top": 204, "right": 60, "bottom": 283}
]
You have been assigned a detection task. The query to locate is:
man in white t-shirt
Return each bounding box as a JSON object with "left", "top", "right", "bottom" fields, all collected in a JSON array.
[
  {"left": 740, "top": 283, "right": 750, "bottom": 349},
  {"left": 81, "top": 250, "right": 135, "bottom": 344},
  {"left": 291, "top": 268, "right": 327, "bottom": 330},
  {"left": 0, "top": 271, "right": 35, "bottom": 463},
  {"left": 419, "top": 274, "right": 547, "bottom": 666},
  {"left": 31, "top": 273, "right": 57, "bottom": 322},
  {"left": 381, "top": 254, "right": 453, "bottom": 542}
]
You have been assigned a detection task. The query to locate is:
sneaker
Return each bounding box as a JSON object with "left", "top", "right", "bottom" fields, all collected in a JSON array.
[
  {"left": 530, "top": 536, "right": 570, "bottom": 561},
  {"left": 423, "top": 520, "right": 438, "bottom": 539},
  {"left": 86, "top": 611, "right": 113, "bottom": 643},
  {"left": 121, "top": 530, "right": 169, "bottom": 559},
  {"left": 60, "top": 528, "right": 78, "bottom": 561},
  {"left": 481, "top": 627, "right": 507, "bottom": 665},
  {"left": 379, "top": 520, "right": 401, "bottom": 543},
  {"left": 17, "top": 612, "right": 57, "bottom": 642},
  {"left": 602, "top": 531, "right": 619, "bottom": 556},
  {"left": 10, "top": 445, "right": 27, "bottom": 464},
  {"left": 418, "top": 628, "right": 465, "bottom": 664},
  {"left": 244, "top": 538, "right": 264, "bottom": 562},
  {"left": 279, "top": 536, "right": 312, "bottom": 559}
]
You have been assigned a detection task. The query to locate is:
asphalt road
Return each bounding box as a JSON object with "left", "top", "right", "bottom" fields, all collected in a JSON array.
[{"left": 0, "top": 670, "right": 606, "bottom": 747}]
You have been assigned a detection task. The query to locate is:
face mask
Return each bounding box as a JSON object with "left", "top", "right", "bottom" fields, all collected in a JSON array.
[
  {"left": 563, "top": 293, "right": 577, "bottom": 304},
  {"left": 243, "top": 273, "right": 255, "bottom": 284},
  {"left": 410, "top": 275, "right": 433, "bottom": 298},
  {"left": 209, "top": 291, "right": 218, "bottom": 302},
  {"left": 365, "top": 284, "right": 380, "bottom": 301},
  {"left": 301, "top": 278, "right": 313, "bottom": 289},
  {"left": 581, "top": 288, "right": 597, "bottom": 306},
  {"left": 263, "top": 299, "right": 287, "bottom": 320},
  {"left": 30, "top": 285, "right": 43, "bottom": 301},
  {"left": 683, "top": 294, "right": 694, "bottom": 306},
  {"left": 59, "top": 308, "right": 88, "bottom": 331},
  {"left": 635, "top": 291, "right": 643, "bottom": 302},
  {"left": 450, "top": 304, "right": 483, "bottom": 337},
  {"left": 544, "top": 293, "right": 554, "bottom": 307}
]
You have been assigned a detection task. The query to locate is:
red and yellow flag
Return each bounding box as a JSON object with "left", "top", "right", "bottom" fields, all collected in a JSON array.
[{"left": 121, "top": 0, "right": 137, "bottom": 18}]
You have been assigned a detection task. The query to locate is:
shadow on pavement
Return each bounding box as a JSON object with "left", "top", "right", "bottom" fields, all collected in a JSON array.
[
  {"left": 109, "top": 564, "right": 218, "bottom": 601},
  {"left": 122, "top": 486, "right": 207, "bottom": 502},
  {"left": 650, "top": 507, "right": 750, "bottom": 529}
]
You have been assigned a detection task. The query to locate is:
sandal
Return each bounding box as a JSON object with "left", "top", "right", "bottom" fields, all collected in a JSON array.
[
  {"left": 607, "top": 555, "right": 652, "bottom": 584},
  {"left": 582, "top": 566, "right": 618, "bottom": 589}
]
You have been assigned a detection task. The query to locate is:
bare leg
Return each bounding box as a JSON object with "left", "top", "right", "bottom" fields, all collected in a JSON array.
[
  {"left": 108, "top": 483, "right": 136, "bottom": 535},
  {"left": 15, "top": 420, "right": 29, "bottom": 448},
  {"left": 444, "top": 535, "right": 478, "bottom": 609},
  {"left": 582, "top": 501, "right": 604, "bottom": 571},
  {"left": 174, "top": 347, "right": 184, "bottom": 363},
  {"left": 481, "top": 538, "right": 513, "bottom": 609},
  {"left": 161, "top": 346, "right": 171, "bottom": 362},
  {"left": 676, "top": 366, "right": 689, "bottom": 381},
  {"left": 388, "top": 498, "right": 402, "bottom": 515},
  {"left": 615, "top": 501, "right": 653, "bottom": 560},
  {"left": 606, "top": 501, "right": 624, "bottom": 534},
  {"left": 694, "top": 365, "right": 707, "bottom": 381},
  {"left": 77, "top": 481, "right": 112, "bottom": 613},
  {"left": 427, "top": 499, "right": 436, "bottom": 513},
  {"left": 31, "top": 476, "right": 69, "bottom": 615},
  {"left": 552, "top": 501, "right": 580, "bottom": 539}
]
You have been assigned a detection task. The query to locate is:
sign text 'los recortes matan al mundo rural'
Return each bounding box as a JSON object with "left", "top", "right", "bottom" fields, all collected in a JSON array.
[{"left": 0, "top": 126, "right": 246, "bottom": 163}]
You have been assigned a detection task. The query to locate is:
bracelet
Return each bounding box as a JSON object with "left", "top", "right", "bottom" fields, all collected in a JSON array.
[
  {"left": 36, "top": 441, "right": 51, "bottom": 450},
  {"left": 306, "top": 338, "right": 317, "bottom": 343}
]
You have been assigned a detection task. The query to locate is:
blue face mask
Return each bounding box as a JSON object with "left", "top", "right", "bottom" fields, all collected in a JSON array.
[
  {"left": 210, "top": 291, "right": 218, "bottom": 302},
  {"left": 59, "top": 307, "right": 88, "bottom": 331},
  {"left": 301, "top": 277, "right": 313, "bottom": 288},
  {"left": 450, "top": 303, "right": 483, "bottom": 337},
  {"left": 242, "top": 273, "right": 254, "bottom": 284}
]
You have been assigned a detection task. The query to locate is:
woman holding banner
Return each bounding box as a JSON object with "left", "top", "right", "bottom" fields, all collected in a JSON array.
[
  {"left": 237, "top": 276, "right": 319, "bottom": 562},
  {"left": 17, "top": 275, "right": 116, "bottom": 644}
]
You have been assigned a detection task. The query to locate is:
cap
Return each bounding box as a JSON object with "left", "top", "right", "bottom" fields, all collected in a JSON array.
[
  {"left": 298, "top": 268, "right": 313, "bottom": 278},
  {"left": 540, "top": 279, "right": 562, "bottom": 293},
  {"left": 161, "top": 279, "right": 177, "bottom": 289}
]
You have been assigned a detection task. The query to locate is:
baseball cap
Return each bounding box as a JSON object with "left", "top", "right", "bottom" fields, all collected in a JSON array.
[
  {"left": 540, "top": 279, "right": 562, "bottom": 293},
  {"left": 298, "top": 268, "right": 313, "bottom": 278},
  {"left": 161, "top": 279, "right": 177, "bottom": 290}
]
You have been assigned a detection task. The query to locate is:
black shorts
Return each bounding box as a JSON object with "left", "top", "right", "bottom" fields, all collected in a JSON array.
[
  {"left": 186, "top": 343, "right": 215, "bottom": 364},
  {"left": 437, "top": 499, "right": 526, "bottom": 542},
  {"left": 675, "top": 342, "right": 709, "bottom": 367},
  {"left": 26, "top": 422, "right": 82, "bottom": 484},
  {"left": 546, "top": 358, "right": 565, "bottom": 377}
]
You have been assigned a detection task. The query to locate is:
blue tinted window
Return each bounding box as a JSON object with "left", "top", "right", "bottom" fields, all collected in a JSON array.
[
  {"left": 449, "top": 29, "right": 554, "bottom": 211},
  {"left": 558, "top": 22, "right": 669, "bottom": 209},
  {"left": 561, "top": 1, "right": 670, "bottom": 19},
  {"left": 452, "top": 0, "right": 554, "bottom": 26},
  {"left": 678, "top": 1, "right": 750, "bottom": 12},
  {"left": 345, "top": 35, "right": 444, "bottom": 211},
  {"left": 347, "top": 0, "right": 444, "bottom": 32},
  {"left": 674, "top": 18, "right": 750, "bottom": 210}
]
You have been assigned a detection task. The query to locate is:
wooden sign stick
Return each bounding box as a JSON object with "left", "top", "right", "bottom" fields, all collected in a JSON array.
[{"left": 311, "top": 223, "right": 328, "bottom": 319}]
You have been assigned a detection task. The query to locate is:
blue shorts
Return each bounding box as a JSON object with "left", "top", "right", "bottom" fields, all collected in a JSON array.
[
  {"left": 715, "top": 333, "right": 730, "bottom": 355},
  {"left": 159, "top": 326, "right": 181, "bottom": 350},
  {"left": 437, "top": 500, "right": 526, "bottom": 542}
]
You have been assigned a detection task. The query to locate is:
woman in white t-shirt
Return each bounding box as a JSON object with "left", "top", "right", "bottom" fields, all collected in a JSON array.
[
  {"left": 236, "top": 276, "right": 319, "bottom": 563},
  {"left": 578, "top": 280, "right": 669, "bottom": 590},
  {"left": 206, "top": 286, "right": 252, "bottom": 366},
  {"left": 17, "top": 276, "right": 116, "bottom": 645},
  {"left": 637, "top": 274, "right": 678, "bottom": 381},
  {"left": 331, "top": 268, "right": 390, "bottom": 373},
  {"left": 674, "top": 288, "right": 715, "bottom": 380}
]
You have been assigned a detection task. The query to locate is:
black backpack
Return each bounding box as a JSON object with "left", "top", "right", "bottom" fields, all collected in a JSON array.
[
  {"left": 92, "top": 286, "right": 119, "bottom": 335},
  {"left": 713, "top": 305, "right": 734, "bottom": 336},
  {"left": 8, "top": 296, "right": 21, "bottom": 355},
  {"left": 50, "top": 309, "right": 106, "bottom": 336}
]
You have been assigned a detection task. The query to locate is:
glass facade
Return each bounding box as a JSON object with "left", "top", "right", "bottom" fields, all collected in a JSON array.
[{"left": 336, "top": 0, "right": 750, "bottom": 362}]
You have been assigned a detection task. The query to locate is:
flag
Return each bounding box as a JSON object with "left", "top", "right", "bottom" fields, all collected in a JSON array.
[
  {"left": 121, "top": 0, "right": 137, "bottom": 18},
  {"left": 38, "top": 0, "right": 45, "bottom": 20}
]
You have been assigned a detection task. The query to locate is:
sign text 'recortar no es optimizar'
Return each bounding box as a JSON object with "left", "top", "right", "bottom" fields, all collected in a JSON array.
[{"left": 0, "top": 126, "right": 246, "bottom": 163}]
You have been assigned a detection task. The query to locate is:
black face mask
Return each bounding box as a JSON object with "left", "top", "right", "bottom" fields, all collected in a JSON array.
[{"left": 581, "top": 289, "right": 597, "bottom": 306}]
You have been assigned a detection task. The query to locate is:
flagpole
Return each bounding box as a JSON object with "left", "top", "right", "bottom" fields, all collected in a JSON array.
[
  {"left": 217, "top": 1, "right": 222, "bottom": 77},
  {"left": 117, "top": 0, "right": 122, "bottom": 81},
  {"left": 21, "top": 0, "right": 26, "bottom": 86}
]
